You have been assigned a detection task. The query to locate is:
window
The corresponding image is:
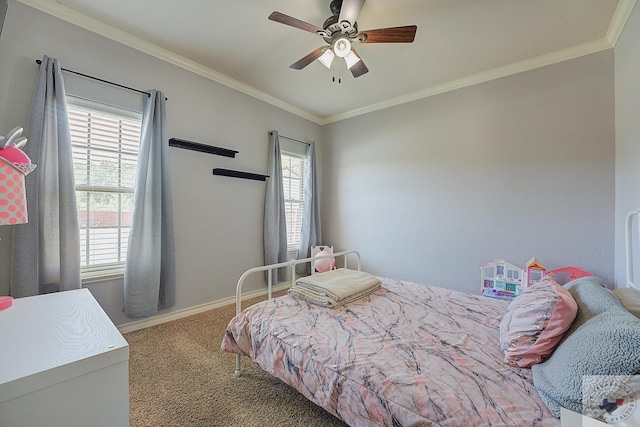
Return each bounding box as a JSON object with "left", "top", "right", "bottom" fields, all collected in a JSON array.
[
  {"left": 67, "top": 96, "right": 142, "bottom": 281},
  {"left": 281, "top": 151, "right": 306, "bottom": 250}
]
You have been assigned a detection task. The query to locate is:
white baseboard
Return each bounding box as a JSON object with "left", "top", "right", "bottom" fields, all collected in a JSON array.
[{"left": 117, "top": 283, "right": 291, "bottom": 334}]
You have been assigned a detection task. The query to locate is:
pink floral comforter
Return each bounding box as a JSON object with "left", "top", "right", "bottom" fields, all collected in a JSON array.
[{"left": 221, "top": 277, "right": 559, "bottom": 426}]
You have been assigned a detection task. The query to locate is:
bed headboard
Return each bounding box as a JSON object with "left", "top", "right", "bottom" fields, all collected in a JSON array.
[
  {"left": 234, "top": 249, "right": 361, "bottom": 315},
  {"left": 625, "top": 209, "right": 640, "bottom": 290}
]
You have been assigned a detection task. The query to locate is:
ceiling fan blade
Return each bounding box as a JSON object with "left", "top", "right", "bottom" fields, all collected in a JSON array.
[
  {"left": 268, "top": 11, "right": 323, "bottom": 35},
  {"left": 338, "top": 0, "right": 366, "bottom": 30},
  {"left": 360, "top": 25, "right": 417, "bottom": 43},
  {"left": 349, "top": 57, "right": 369, "bottom": 78},
  {"left": 290, "top": 47, "right": 326, "bottom": 70}
]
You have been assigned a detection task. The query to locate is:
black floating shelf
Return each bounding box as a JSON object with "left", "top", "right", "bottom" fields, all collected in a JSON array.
[
  {"left": 213, "top": 168, "right": 269, "bottom": 181},
  {"left": 169, "top": 138, "right": 238, "bottom": 158}
]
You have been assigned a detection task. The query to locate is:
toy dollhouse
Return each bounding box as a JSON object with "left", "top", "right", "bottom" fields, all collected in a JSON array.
[
  {"left": 482, "top": 256, "right": 593, "bottom": 300},
  {"left": 480, "top": 259, "right": 525, "bottom": 301},
  {"left": 525, "top": 257, "right": 547, "bottom": 288},
  {"left": 546, "top": 266, "right": 592, "bottom": 285}
]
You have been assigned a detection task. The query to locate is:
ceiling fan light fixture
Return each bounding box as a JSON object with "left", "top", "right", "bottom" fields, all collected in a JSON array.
[
  {"left": 344, "top": 49, "right": 361, "bottom": 69},
  {"left": 318, "top": 49, "right": 335, "bottom": 68},
  {"left": 333, "top": 37, "right": 351, "bottom": 57},
  {"left": 268, "top": 2, "right": 417, "bottom": 78}
]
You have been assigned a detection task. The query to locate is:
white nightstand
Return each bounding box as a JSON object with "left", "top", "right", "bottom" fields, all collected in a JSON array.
[{"left": 0, "top": 288, "right": 129, "bottom": 427}]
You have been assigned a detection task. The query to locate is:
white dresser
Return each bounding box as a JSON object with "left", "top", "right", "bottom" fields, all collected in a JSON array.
[{"left": 0, "top": 288, "right": 129, "bottom": 426}]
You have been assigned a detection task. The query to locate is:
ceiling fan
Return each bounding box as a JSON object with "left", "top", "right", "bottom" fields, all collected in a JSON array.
[{"left": 269, "top": 0, "right": 417, "bottom": 79}]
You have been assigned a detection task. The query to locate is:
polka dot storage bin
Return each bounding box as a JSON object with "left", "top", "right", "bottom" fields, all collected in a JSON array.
[{"left": 0, "top": 158, "right": 28, "bottom": 225}]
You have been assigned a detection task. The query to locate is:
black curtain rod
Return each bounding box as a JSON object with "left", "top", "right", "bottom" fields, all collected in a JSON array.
[
  {"left": 35, "top": 59, "right": 168, "bottom": 101},
  {"left": 273, "top": 132, "right": 310, "bottom": 145}
]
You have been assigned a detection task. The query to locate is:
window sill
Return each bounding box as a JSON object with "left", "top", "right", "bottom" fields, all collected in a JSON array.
[{"left": 82, "top": 269, "right": 124, "bottom": 284}]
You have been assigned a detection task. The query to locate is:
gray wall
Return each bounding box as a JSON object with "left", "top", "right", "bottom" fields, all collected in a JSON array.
[
  {"left": 615, "top": 3, "right": 640, "bottom": 287},
  {"left": 0, "top": 0, "right": 625, "bottom": 325},
  {"left": 0, "top": 1, "right": 322, "bottom": 325},
  {"left": 322, "top": 50, "right": 615, "bottom": 293}
]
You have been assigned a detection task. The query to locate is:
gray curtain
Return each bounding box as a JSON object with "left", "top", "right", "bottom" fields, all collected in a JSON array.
[
  {"left": 264, "top": 130, "right": 288, "bottom": 282},
  {"left": 297, "top": 141, "right": 322, "bottom": 268},
  {"left": 11, "top": 55, "right": 81, "bottom": 297},
  {"left": 124, "top": 90, "right": 176, "bottom": 318}
]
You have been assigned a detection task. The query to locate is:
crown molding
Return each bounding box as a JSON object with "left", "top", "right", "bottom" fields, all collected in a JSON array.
[
  {"left": 606, "top": 0, "right": 637, "bottom": 47},
  {"left": 16, "top": 0, "right": 633, "bottom": 126},
  {"left": 15, "top": 0, "right": 325, "bottom": 125},
  {"left": 321, "top": 38, "right": 613, "bottom": 124}
]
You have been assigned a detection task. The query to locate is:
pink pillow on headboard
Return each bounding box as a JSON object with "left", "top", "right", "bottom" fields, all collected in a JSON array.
[{"left": 499, "top": 276, "right": 578, "bottom": 368}]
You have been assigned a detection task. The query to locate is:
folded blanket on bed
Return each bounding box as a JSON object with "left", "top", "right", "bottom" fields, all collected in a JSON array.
[{"left": 289, "top": 268, "right": 381, "bottom": 308}]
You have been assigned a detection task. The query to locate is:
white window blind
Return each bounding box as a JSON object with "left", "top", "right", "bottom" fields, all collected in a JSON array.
[
  {"left": 67, "top": 96, "right": 142, "bottom": 281},
  {"left": 281, "top": 151, "right": 306, "bottom": 250}
]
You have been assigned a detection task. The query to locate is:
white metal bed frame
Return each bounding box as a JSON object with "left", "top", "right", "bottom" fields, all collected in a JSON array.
[
  {"left": 625, "top": 209, "right": 640, "bottom": 290},
  {"left": 232, "top": 249, "right": 361, "bottom": 376}
]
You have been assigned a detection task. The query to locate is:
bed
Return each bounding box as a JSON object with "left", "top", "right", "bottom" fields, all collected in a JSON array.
[{"left": 222, "top": 240, "right": 640, "bottom": 426}]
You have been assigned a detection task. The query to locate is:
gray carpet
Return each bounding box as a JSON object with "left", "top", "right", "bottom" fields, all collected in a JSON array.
[{"left": 125, "top": 294, "right": 349, "bottom": 427}]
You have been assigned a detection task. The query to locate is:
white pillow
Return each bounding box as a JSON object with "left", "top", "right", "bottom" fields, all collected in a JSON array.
[{"left": 613, "top": 287, "right": 640, "bottom": 318}]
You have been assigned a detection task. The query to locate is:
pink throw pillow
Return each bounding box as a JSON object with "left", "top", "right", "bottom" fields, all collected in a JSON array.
[{"left": 499, "top": 276, "right": 577, "bottom": 368}]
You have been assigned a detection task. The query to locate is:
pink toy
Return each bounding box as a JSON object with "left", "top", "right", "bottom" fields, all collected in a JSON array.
[
  {"left": 314, "top": 249, "right": 336, "bottom": 273},
  {"left": 525, "top": 257, "right": 547, "bottom": 288},
  {"left": 0, "top": 127, "right": 36, "bottom": 175},
  {"left": 0, "top": 142, "right": 30, "bottom": 164},
  {"left": 546, "top": 266, "right": 593, "bottom": 285}
]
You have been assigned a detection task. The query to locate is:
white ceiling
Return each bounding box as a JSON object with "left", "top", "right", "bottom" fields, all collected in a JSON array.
[{"left": 18, "top": 0, "right": 636, "bottom": 124}]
